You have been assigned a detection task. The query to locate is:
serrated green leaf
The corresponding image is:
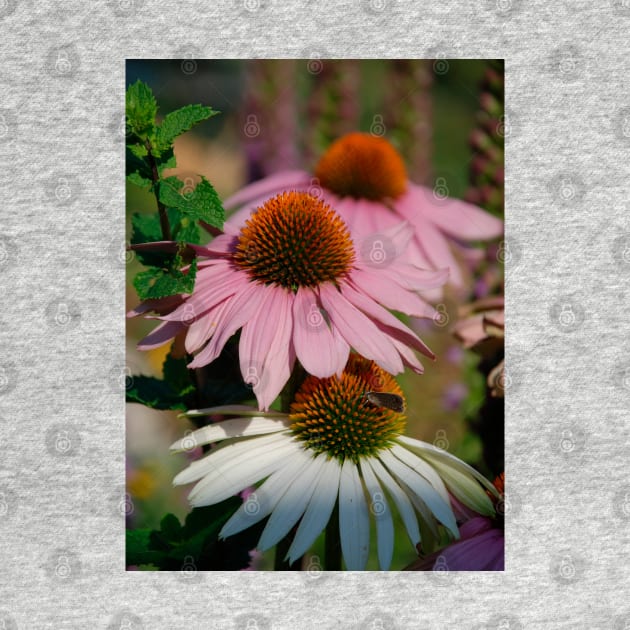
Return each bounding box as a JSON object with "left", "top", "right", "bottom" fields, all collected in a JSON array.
[
  {"left": 156, "top": 147, "right": 176, "bottom": 174},
  {"left": 133, "top": 257, "right": 197, "bottom": 300},
  {"left": 159, "top": 176, "right": 224, "bottom": 229},
  {"left": 155, "top": 104, "right": 219, "bottom": 151},
  {"left": 126, "top": 375, "right": 191, "bottom": 411},
  {"left": 126, "top": 80, "right": 157, "bottom": 137},
  {"left": 126, "top": 145, "right": 152, "bottom": 181},
  {"left": 126, "top": 172, "right": 152, "bottom": 189},
  {"left": 127, "top": 143, "right": 148, "bottom": 159},
  {"left": 130, "top": 213, "right": 169, "bottom": 267},
  {"left": 160, "top": 513, "right": 183, "bottom": 543}
]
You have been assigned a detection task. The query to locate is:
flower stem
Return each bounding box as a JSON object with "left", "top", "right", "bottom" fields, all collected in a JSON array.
[
  {"left": 325, "top": 502, "right": 341, "bottom": 570},
  {"left": 144, "top": 139, "right": 172, "bottom": 241}
]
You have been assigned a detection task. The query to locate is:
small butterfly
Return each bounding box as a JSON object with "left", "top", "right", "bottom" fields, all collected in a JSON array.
[{"left": 362, "top": 391, "right": 406, "bottom": 413}]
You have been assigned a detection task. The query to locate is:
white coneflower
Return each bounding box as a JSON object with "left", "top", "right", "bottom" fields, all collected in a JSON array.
[{"left": 171, "top": 356, "right": 497, "bottom": 570}]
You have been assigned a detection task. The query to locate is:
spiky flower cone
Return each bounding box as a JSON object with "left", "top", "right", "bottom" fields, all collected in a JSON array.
[{"left": 465, "top": 60, "right": 505, "bottom": 217}]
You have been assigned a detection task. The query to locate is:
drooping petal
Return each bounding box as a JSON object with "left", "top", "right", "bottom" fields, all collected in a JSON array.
[
  {"left": 397, "top": 435, "right": 499, "bottom": 498},
  {"left": 360, "top": 459, "right": 394, "bottom": 571},
  {"left": 287, "top": 456, "right": 342, "bottom": 563},
  {"left": 257, "top": 452, "right": 327, "bottom": 551},
  {"left": 389, "top": 443, "right": 451, "bottom": 505},
  {"left": 350, "top": 267, "right": 440, "bottom": 319},
  {"left": 338, "top": 459, "right": 370, "bottom": 570},
  {"left": 184, "top": 297, "right": 230, "bottom": 353},
  {"left": 292, "top": 287, "right": 347, "bottom": 377},
  {"left": 170, "top": 417, "right": 289, "bottom": 451},
  {"left": 342, "top": 281, "right": 435, "bottom": 359},
  {"left": 181, "top": 405, "right": 287, "bottom": 419},
  {"left": 254, "top": 287, "right": 295, "bottom": 410},
  {"left": 407, "top": 184, "right": 503, "bottom": 241},
  {"left": 367, "top": 457, "right": 420, "bottom": 547},
  {"left": 379, "top": 450, "right": 458, "bottom": 537},
  {"left": 187, "top": 281, "right": 266, "bottom": 369},
  {"left": 137, "top": 320, "right": 185, "bottom": 350},
  {"left": 319, "top": 283, "right": 403, "bottom": 375},
  {"left": 220, "top": 448, "right": 312, "bottom": 539}
]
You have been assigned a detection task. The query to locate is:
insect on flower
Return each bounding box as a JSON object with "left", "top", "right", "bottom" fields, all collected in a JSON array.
[{"left": 363, "top": 391, "right": 406, "bottom": 413}]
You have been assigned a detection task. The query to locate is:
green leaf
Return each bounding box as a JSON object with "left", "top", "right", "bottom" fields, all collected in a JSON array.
[
  {"left": 130, "top": 213, "right": 168, "bottom": 267},
  {"left": 156, "top": 147, "right": 176, "bottom": 174},
  {"left": 126, "top": 375, "right": 191, "bottom": 411},
  {"left": 126, "top": 529, "right": 165, "bottom": 567},
  {"left": 163, "top": 354, "right": 196, "bottom": 398},
  {"left": 133, "top": 256, "right": 197, "bottom": 300},
  {"left": 126, "top": 145, "right": 151, "bottom": 181},
  {"left": 155, "top": 104, "right": 219, "bottom": 151},
  {"left": 159, "top": 176, "right": 224, "bottom": 229},
  {"left": 126, "top": 172, "right": 152, "bottom": 190},
  {"left": 126, "top": 80, "right": 157, "bottom": 137}
]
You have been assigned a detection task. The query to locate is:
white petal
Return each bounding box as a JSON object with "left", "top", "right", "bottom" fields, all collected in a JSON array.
[
  {"left": 390, "top": 442, "right": 450, "bottom": 504},
  {"left": 170, "top": 417, "right": 289, "bottom": 451},
  {"left": 424, "top": 458, "right": 495, "bottom": 517},
  {"left": 367, "top": 457, "right": 420, "bottom": 547},
  {"left": 397, "top": 435, "right": 499, "bottom": 497},
  {"left": 287, "top": 457, "right": 342, "bottom": 563},
  {"left": 338, "top": 460, "right": 370, "bottom": 570},
  {"left": 181, "top": 405, "right": 287, "bottom": 418},
  {"left": 400, "top": 481, "right": 440, "bottom": 539},
  {"left": 174, "top": 431, "right": 288, "bottom": 485},
  {"left": 359, "top": 460, "right": 393, "bottom": 571},
  {"left": 257, "top": 453, "right": 327, "bottom": 551},
  {"left": 220, "top": 449, "right": 312, "bottom": 539},
  {"left": 379, "top": 450, "right": 458, "bottom": 537}
]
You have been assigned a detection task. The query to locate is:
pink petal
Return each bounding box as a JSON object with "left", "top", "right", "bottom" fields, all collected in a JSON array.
[
  {"left": 193, "top": 234, "right": 237, "bottom": 256},
  {"left": 223, "top": 170, "right": 311, "bottom": 209},
  {"left": 438, "top": 528, "right": 504, "bottom": 571},
  {"left": 187, "top": 281, "right": 266, "bottom": 369},
  {"left": 127, "top": 294, "right": 184, "bottom": 318},
  {"left": 239, "top": 288, "right": 282, "bottom": 387},
  {"left": 350, "top": 267, "right": 438, "bottom": 319},
  {"left": 256, "top": 287, "right": 295, "bottom": 410},
  {"left": 185, "top": 298, "right": 231, "bottom": 354},
  {"left": 137, "top": 320, "right": 185, "bottom": 350},
  {"left": 319, "top": 283, "right": 403, "bottom": 375},
  {"left": 407, "top": 184, "right": 503, "bottom": 240},
  {"left": 158, "top": 265, "right": 246, "bottom": 322},
  {"left": 342, "top": 281, "right": 434, "bottom": 360},
  {"left": 292, "top": 287, "right": 347, "bottom": 378}
]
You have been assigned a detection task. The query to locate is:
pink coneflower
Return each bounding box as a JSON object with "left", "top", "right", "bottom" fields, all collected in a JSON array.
[
  {"left": 405, "top": 473, "right": 504, "bottom": 571},
  {"left": 129, "top": 191, "right": 447, "bottom": 410},
  {"left": 225, "top": 132, "right": 503, "bottom": 292}
]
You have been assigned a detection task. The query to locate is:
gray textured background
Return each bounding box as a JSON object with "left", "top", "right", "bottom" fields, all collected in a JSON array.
[{"left": 1, "top": 1, "right": 629, "bottom": 628}]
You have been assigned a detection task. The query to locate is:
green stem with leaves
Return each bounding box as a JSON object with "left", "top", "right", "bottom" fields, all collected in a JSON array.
[{"left": 144, "top": 140, "right": 172, "bottom": 241}]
